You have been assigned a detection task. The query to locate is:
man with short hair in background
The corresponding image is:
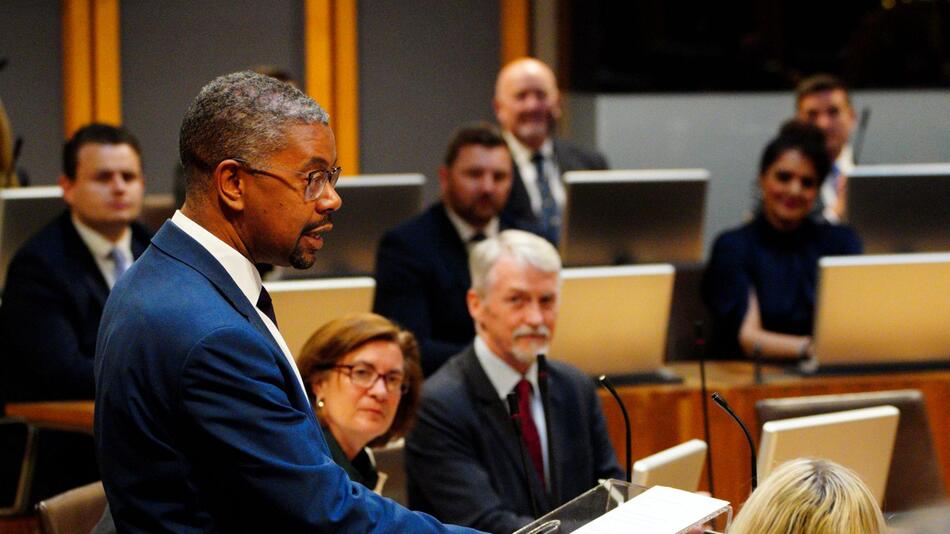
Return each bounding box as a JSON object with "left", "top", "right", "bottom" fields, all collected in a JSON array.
[
  {"left": 0, "top": 123, "right": 149, "bottom": 402},
  {"left": 494, "top": 58, "right": 607, "bottom": 243},
  {"left": 795, "top": 74, "right": 858, "bottom": 223},
  {"left": 374, "top": 122, "right": 521, "bottom": 376},
  {"left": 405, "top": 229, "right": 623, "bottom": 534}
]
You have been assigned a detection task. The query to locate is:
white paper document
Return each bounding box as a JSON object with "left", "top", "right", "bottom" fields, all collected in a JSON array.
[{"left": 573, "top": 485, "right": 729, "bottom": 534}]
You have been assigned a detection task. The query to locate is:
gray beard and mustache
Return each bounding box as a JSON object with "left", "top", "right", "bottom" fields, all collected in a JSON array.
[{"left": 510, "top": 324, "right": 552, "bottom": 365}]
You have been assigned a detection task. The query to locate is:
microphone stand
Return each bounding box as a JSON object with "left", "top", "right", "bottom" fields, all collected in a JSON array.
[
  {"left": 598, "top": 376, "right": 631, "bottom": 483},
  {"left": 695, "top": 320, "right": 715, "bottom": 496},
  {"left": 711, "top": 392, "right": 758, "bottom": 491},
  {"left": 536, "top": 354, "right": 557, "bottom": 500},
  {"left": 507, "top": 392, "right": 541, "bottom": 518}
]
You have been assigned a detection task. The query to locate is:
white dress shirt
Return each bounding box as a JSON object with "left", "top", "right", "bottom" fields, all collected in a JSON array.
[
  {"left": 473, "top": 335, "right": 550, "bottom": 483},
  {"left": 504, "top": 131, "right": 566, "bottom": 216},
  {"left": 821, "top": 145, "right": 854, "bottom": 224},
  {"left": 443, "top": 205, "right": 501, "bottom": 254},
  {"left": 71, "top": 215, "right": 133, "bottom": 289},
  {"left": 170, "top": 210, "right": 306, "bottom": 395}
]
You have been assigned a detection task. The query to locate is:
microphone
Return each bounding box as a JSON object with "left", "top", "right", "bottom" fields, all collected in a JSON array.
[
  {"left": 852, "top": 106, "right": 872, "bottom": 165},
  {"left": 597, "top": 375, "right": 631, "bottom": 483},
  {"left": 507, "top": 392, "right": 541, "bottom": 518},
  {"left": 752, "top": 343, "right": 763, "bottom": 385},
  {"left": 536, "top": 354, "right": 557, "bottom": 499},
  {"left": 711, "top": 392, "right": 757, "bottom": 491},
  {"left": 695, "top": 320, "right": 715, "bottom": 496}
]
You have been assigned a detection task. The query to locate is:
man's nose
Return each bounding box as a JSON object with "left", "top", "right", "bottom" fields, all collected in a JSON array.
[
  {"left": 108, "top": 173, "right": 128, "bottom": 192},
  {"left": 317, "top": 181, "right": 342, "bottom": 212},
  {"left": 524, "top": 301, "right": 544, "bottom": 325}
]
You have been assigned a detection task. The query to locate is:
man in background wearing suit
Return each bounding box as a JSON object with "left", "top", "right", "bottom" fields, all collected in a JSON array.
[
  {"left": 95, "top": 71, "right": 479, "bottom": 533},
  {"left": 795, "top": 74, "right": 857, "bottom": 223},
  {"left": 405, "top": 229, "right": 623, "bottom": 534},
  {"left": 374, "top": 123, "right": 517, "bottom": 376},
  {"left": 494, "top": 58, "right": 608, "bottom": 243},
  {"left": 0, "top": 123, "right": 149, "bottom": 403}
]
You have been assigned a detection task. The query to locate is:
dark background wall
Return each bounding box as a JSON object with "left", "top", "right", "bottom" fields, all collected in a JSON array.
[
  {"left": 0, "top": 0, "right": 63, "bottom": 185},
  {"left": 121, "top": 0, "right": 304, "bottom": 196},
  {"left": 358, "top": 0, "right": 500, "bottom": 203}
]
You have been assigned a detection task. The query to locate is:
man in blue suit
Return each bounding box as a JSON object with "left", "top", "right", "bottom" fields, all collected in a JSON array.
[
  {"left": 374, "top": 123, "right": 520, "bottom": 376},
  {"left": 405, "top": 230, "right": 623, "bottom": 533},
  {"left": 95, "top": 71, "right": 481, "bottom": 533}
]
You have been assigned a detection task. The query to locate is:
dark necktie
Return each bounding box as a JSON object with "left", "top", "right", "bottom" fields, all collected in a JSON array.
[
  {"left": 515, "top": 378, "right": 545, "bottom": 486},
  {"left": 256, "top": 286, "right": 279, "bottom": 328},
  {"left": 532, "top": 152, "right": 559, "bottom": 244},
  {"left": 470, "top": 232, "right": 487, "bottom": 244}
]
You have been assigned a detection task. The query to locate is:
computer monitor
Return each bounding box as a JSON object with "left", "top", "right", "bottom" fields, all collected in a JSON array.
[
  {"left": 811, "top": 252, "right": 950, "bottom": 372},
  {"left": 281, "top": 174, "right": 425, "bottom": 278},
  {"left": 757, "top": 405, "right": 900, "bottom": 505},
  {"left": 550, "top": 264, "right": 680, "bottom": 383},
  {"left": 846, "top": 163, "right": 950, "bottom": 253},
  {"left": 560, "top": 169, "right": 708, "bottom": 266},
  {"left": 263, "top": 277, "right": 375, "bottom": 358},
  {"left": 0, "top": 186, "right": 65, "bottom": 289},
  {"left": 632, "top": 439, "right": 707, "bottom": 492}
]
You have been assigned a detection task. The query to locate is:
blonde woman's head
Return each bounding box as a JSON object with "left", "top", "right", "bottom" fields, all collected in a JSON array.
[{"left": 729, "top": 458, "right": 886, "bottom": 534}]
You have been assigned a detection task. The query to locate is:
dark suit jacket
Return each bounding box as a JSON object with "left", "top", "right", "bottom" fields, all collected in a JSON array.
[
  {"left": 405, "top": 346, "right": 623, "bottom": 534},
  {"left": 0, "top": 211, "right": 150, "bottom": 402},
  {"left": 373, "top": 203, "right": 518, "bottom": 376},
  {"left": 94, "top": 221, "right": 475, "bottom": 533},
  {"left": 502, "top": 137, "right": 608, "bottom": 229}
]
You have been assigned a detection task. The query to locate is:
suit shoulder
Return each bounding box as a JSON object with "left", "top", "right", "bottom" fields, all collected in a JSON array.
[
  {"left": 817, "top": 223, "right": 862, "bottom": 253},
  {"left": 555, "top": 138, "right": 608, "bottom": 170},
  {"left": 548, "top": 359, "right": 594, "bottom": 389}
]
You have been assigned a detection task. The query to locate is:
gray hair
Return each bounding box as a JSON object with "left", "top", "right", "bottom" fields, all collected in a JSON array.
[
  {"left": 179, "top": 71, "right": 329, "bottom": 197},
  {"left": 469, "top": 229, "right": 561, "bottom": 296}
]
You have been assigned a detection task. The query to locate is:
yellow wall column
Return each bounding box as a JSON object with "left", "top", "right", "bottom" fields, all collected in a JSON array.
[
  {"left": 500, "top": 0, "right": 531, "bottom": 64},
  {"left": 63, "top": 0, "right": 122, "bottom": 137}
]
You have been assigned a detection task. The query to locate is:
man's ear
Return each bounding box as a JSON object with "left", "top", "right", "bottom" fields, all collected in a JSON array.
[
  {"left": 214, "top": 159, "right": 246, "bottom": 212},
  {"left": 466, "top": 288, "right": 482, "bottom": 327},
  {"left": 438, "top": 165, "right": 450, "bottom": 196},
  {"left": 58, "top": 175, "right": 75, "bottom": 207}
]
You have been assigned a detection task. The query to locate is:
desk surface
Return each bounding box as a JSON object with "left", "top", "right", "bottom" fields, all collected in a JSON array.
[{"left": 6, "top": 362, "right": 950, "bottom": 514}]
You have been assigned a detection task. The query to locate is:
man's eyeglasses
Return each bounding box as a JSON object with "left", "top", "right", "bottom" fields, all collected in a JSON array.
[
  {"left": 324, "top": 362, "right": 408, "bottom": 394},
  {"left": 233, "top": 157, "right": 341, "bottom": 202}
]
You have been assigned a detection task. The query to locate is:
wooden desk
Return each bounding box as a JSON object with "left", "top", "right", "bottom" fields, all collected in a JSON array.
[
  {"left": 597, "top": 362, "right": 950, "bottom": 511},
  {"left": 5, "top": 400, "right": 94, "bottom": 433}
]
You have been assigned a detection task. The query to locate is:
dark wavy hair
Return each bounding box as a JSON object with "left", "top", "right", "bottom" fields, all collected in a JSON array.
[{"left": 760, "top": 120, "right": 832, "bottom": 185}]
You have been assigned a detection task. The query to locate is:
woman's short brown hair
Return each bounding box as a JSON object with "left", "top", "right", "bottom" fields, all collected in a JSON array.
[{"left": 296, "top": 312, "right": 422, "bottom": 447}]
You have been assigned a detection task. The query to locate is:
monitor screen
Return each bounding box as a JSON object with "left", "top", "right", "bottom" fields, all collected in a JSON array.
[
  {"left": 846, "top": 163, "right": 950, "bottom": 254},
  {"left": 0, "top": 186, "right": 65, "bottom": 289},
  {"left": 561, "top": 169, "right": 707, "bottom": 266}
]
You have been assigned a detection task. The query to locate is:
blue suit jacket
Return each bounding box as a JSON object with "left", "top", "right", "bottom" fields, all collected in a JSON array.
[
  {"left": 94, "top": 221, "right": 479, "bottom": 533},
  {"left": 405, "top": 346, "right": 623, "bottom": 534},
  {"left": 0, "top": 211, "right": 150, "bottom": 402},
  {"left": 373, "top": 203, "right": 519, "bottom": 376}
]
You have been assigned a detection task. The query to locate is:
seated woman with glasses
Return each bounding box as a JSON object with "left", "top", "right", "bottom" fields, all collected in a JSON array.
[
  {"left": 702, "top": 121, "right": 862, "bottom": 361},
  {"left": 296, "top": 312, "right": 422, "bottom": 492}
]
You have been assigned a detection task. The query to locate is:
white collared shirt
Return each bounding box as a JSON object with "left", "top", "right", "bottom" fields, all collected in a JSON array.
[
  {"left": 443, "top": 205, "right": 501, "bottom": 254},
  {"left": 473, "top": 336, "right": 550, "bottom": 483},
  {"left": 503, "top": 131, "right": 566, "bottom": 216},
  {"left": 169, "top": 210, "right": 306, "bottom": 395},
  {"left": 70, "top": 215, "right": 133, "bottom": 289},
  {"left": 821, "top": 145, "right": 855, "bottom": 224}
]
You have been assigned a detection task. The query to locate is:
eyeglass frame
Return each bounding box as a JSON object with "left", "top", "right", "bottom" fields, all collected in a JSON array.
[
  {"left": 319, "top": 362, "right": 409, "bottom": 394},
  {"left": 232, "top": 157, "right": 341, "bottom": 202}
]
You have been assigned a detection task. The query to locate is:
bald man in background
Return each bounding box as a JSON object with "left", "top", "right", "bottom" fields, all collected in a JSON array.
[{"left": 493, "top": 58, "right": 607, "bottom": 243}]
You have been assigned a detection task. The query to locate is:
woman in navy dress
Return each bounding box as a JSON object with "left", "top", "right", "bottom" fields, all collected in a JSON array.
[{"left": 703, "top": 121, "right": 862, "bottom": 360}]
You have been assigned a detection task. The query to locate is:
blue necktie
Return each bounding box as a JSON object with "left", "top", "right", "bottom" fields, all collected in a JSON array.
[
  {"left": 109, "top": 247, "right": 129, "bottom": 284},
  {"left": 532, "top": 152, "right": 560, "bottom": 244}
]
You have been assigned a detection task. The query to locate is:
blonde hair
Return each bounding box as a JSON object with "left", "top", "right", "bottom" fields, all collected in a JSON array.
[{"left": 730, "top": 458, "right": 886, "bottom": 534}]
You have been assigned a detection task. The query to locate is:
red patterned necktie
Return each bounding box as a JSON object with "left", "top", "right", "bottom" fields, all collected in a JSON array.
[{"left": 516, "top": 378, "right": 545, "bottom": 486}]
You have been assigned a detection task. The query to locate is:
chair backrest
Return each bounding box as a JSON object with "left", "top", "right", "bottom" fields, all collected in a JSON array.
[
  {"left": 35, "top": 481, "right": 106, "bottom": 534},
  {"left": 0, "top": 418, "right": 37, "bottom": 516},
  {"left": 371, "top": 439, "right": 407, "bottom": 506},
  {"left": 756, "top": 389, "right": 948, "bottom": 513}
]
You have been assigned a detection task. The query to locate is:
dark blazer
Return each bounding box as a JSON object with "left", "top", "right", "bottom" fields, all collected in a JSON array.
[
  {"left": 373, "top": 203, "right": 518, "bottom": 376},
  {"left": 501, "top": 138, "right": 608, "bottom": 228},
  {"left": 94, "top": 221, "right": 475, "bottom": 533},
  {"left": 405, "top": 346, "right": 623, "bottom": 534},
  {"left": 0, "top": 211, "right": 150, "bottom": 402}
]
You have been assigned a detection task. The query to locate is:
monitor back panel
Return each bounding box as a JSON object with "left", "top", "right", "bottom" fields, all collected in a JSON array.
[
  {"left": 282, "top": 175, "right": 424, "bottom": 278},
  {"left": 561, "top": 169, "right": 707, "bottom": 266},
  {"left": 757, "top": 405, "right": 900, "bottom": 505},
  {"left": 632, "top": 439, "right": 707, "bottom": 492},
  {"left": 264, "top": 277, "right": 375, "bottom": 358},
  {"left": 847, "top": 163, "right": 950, "bottom": 253},
  {"left": 0, "top": 187, "right": 65, "bottom": 289},
  {"left": 550, "top": 264, "right": 674, "bottom": 375},
  {"left": 813, "top": 253, "right": 950, "bottom": 368}
]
